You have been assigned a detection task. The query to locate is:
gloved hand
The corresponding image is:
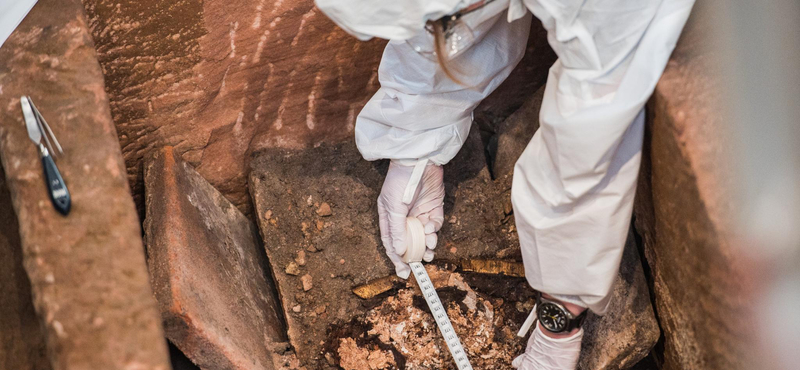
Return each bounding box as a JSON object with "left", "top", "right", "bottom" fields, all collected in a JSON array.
[
  {"left": 512, "top": 325, "right": 583, "bottom": 370},
  {"left": 378, "top": 160, "right": 445, "bottom": 279}
]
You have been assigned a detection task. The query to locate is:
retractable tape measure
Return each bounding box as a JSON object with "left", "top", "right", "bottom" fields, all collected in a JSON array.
[{"left": 403, "top": 217, "right": 474, "bottom": 370}]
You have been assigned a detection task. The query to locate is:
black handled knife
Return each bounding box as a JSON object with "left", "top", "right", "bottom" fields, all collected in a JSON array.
[{"left": 20, "top": 96, "right": 70, "bottom": 216}]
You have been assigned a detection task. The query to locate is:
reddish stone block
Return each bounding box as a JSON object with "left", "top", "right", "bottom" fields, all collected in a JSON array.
[
  {"left": 81, "top": 0, "right": 556, "bottom": 216},
  {"left": 144, "top": 147, "right": 287, "bottom": 370},
  {"left": 634, "top": 3, "right": 754, "bottom": 369},
  {"left": 0, "top": 1, "right": 171, "bottom": 369}
]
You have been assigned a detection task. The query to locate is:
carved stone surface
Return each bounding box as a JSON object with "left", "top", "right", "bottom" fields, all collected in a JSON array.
[
  {"left": 81, "top": 0, "right": 556, "bottom": 216},
  {"left": 82, "top": 0, "right": 386, "bottom": 216},
  {"left": 144, "top": 146, "right": 287, "bottom": 370},
  {"left": 0, "top": 1, "right": 170, "bottom": 369}
]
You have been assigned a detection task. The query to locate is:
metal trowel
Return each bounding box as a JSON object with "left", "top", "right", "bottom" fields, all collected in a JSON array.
[{"left": 20, "top": 96, "right": 71, "bottom": 215}]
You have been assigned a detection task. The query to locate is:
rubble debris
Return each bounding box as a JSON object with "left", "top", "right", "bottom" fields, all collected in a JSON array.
[
  {"left": 337, "top": 338, "right": 396, "bottom": 370},
  {"left": 296, "top": 251, "right": 307, "bottom": 266},
  {"left": 144, "top": 147, "right": 286, "bottom": 370},
  {"left": 316, "top": 202, "right": 333, "bottom": 216},
  {"left": 0, "top": 2, "right": 170, "bottom": 368},
  {"left": 301, "top": 275, "right": 314, "bottom": 291},
  {"left": 329, "top": 264, "right": 531, "bottom": 370},
  {"left": 460, "top": 259, "right": 525, "bottom": 277},
  {"left": 286, "top": 262, "right": 301, "bottom": 276}
]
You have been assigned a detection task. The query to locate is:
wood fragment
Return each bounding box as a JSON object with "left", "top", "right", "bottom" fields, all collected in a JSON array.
[
  {"left": 352, "top": 275, "right": 404, "bottom": 299},
  {"left": 459, "top": 259, "right": 525, "bottom": 277}
]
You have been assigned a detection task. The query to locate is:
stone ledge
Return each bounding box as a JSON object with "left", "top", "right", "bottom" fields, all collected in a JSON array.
[{"left": 0, "top": 1, "right": 170, "bottom": 369}]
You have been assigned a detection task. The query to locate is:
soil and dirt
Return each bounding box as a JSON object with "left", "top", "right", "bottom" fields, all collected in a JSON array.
[{"left": 248, "top": 124, "right": 528, "bottom": 368}]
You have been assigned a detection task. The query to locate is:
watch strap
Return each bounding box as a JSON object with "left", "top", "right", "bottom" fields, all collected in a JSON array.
[{"left": 565, "top": 309, "right": 588, "bottom": 332}]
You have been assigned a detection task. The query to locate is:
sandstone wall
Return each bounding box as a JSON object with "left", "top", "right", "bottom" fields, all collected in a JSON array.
[
  {"left": 81, "top": 0, "right": 554, "bottom": 216},
  {"left": 634, "top": 4, "right": 756, "bottom": 369}
]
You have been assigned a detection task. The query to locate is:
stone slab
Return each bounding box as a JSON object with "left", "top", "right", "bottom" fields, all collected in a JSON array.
[
  {"left": 143, "top": 146, "right": 287, "bottom": 370},
  {"left": 0, "top": 1, "right": 170, "bottom": 369},
  {"left": 249, "top": 143, "right": 393, "bottom": 369}
]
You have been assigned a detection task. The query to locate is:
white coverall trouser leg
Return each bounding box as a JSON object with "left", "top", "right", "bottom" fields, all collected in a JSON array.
[{"left": 354, "top": 0, "right": 695, "bottom": 314}]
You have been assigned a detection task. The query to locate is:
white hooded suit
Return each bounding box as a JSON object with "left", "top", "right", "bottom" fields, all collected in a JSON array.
[{"left": 316, "top": 0, "right": 694, "bottom": 313}]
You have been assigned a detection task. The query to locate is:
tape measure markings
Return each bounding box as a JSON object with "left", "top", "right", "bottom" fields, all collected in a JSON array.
[
  {"left": 410, "top": 261, "right": 474, "bottom": 370},
  {"left": 404, "top": 216, "right": 473, "bottom": 370}
]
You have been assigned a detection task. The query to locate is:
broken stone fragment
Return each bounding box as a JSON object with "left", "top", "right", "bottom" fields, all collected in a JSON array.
[
  {"left": 316, "top": 202, "right": 333, "bottom": 217},
  {"left": 301, "top": 274, "right": 313, "bottom": 291},
  {"left": 296, "top": 250, "right": 307, "bottom": 266},
  {"left": 490, "top": 86, "right": 545, "bottom": 180},
  {"left": 144, "top": 147, "right": 287, "bottom": 370},
  {"left": 286, "top": 262, "right": 301, "bottom": 276}
]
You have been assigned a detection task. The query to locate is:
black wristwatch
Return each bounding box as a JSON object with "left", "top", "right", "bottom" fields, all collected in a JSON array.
[{"left": 535, "top": 292, "right": 588, "bottom": 334}]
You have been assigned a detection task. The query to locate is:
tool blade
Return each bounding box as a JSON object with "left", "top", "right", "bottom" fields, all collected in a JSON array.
[{"left": 20, "top": 96, "right": 41, "bottom": 144}]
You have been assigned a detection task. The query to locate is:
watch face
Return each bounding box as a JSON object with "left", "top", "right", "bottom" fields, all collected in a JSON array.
[{"left": 538, "top": 302, "right": 567, "bottom": 333}]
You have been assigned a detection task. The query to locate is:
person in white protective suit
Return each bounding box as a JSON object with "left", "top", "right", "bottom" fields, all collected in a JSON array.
[{"left": 315, "top": 0, "right": 695, "bottom": 368}]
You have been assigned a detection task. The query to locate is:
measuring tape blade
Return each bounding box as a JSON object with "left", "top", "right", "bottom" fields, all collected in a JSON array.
[{"left": 409, "top": 261, "right": 474, "bottom": 370}]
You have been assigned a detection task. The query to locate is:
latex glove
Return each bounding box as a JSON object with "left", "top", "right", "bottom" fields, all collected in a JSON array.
[
  {"left": 378, "top": 160, "right": 445, "bottom": 279},
  {"left": 512, "top": 325, "right": 583, "bottom": 370}
]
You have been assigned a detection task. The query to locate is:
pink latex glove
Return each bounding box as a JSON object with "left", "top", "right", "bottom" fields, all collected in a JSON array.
[{"left": 378, "top": 160, "right": 445, "bottom": 278}]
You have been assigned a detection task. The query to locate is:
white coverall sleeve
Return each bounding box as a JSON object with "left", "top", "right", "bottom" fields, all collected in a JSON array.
[
  {"left": 512, "top": 0, "right": 695, "bottom": 314},
  {"left": 0, "top": 0, "right": 38, "bottom": 50},
  {"left": 355, "top": 10, "right": 532, "bottom": 166}
]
